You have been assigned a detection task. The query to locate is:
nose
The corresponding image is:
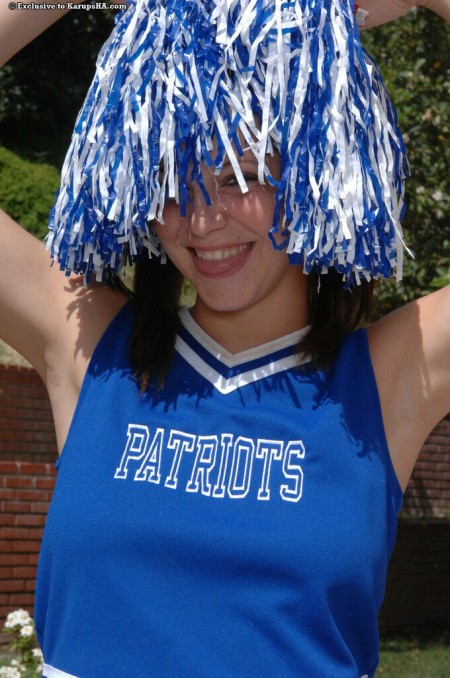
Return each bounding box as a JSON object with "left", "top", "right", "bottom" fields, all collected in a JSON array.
[{"left": 186, "top": 190, "right": 228, "bottom": 238}]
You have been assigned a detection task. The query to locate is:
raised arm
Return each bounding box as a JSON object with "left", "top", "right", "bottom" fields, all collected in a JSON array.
[
  {"left": 364, "top": 0, "right": 450, "bottom": 490},
  {"left": 0, "top": 2, "right": 82, "bottom": 67},
  {"left": 358, "top": 0, "right": 450, "bottom": 28},
  {"left": 0, "top": 0, "right": 129, "bottom": 453},
  {"left": 0, "top": 207, "right": 126, "bottom": 450},
  {"left": 369, "top": 286, "right": 450, "bottom": 491}
]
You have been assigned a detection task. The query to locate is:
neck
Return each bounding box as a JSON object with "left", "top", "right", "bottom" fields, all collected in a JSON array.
[{"left": 191, "top": 297, "right": 309, "bottom": 354}]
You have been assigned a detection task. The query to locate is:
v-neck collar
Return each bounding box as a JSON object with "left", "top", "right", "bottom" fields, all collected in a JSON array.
[{"left": 176, "top": 308, "right": 311, "bottom": 394}]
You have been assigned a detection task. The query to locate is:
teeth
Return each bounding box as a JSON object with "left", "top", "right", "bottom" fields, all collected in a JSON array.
[{"left": 195, "top": 244, "right": 250, "bottom": 261}]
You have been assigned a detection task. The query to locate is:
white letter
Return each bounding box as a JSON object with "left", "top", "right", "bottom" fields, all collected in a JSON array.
[
  {"left": 186, "top": 435, "right": 218, "bottom": 495},
  {"left": 114, "top": 424, "right": 149, "bottom": 479},
  {"left": 280, "top": 441, "right": 305, "bottom": 503},
  {"left": 134, "top": 428, "right": 164, "bottom": 484},
  {"left": 165, "top": 430, "right": 196, "bottom": 489},
  {"left": 227, "top": 437, "right": 255, "bottom": 499},
  {"left": 212, "top": 433, "right": 234, "bottom": 498},
  {"left": 255, "top": 439, "right": 283, "bottom": 501}
]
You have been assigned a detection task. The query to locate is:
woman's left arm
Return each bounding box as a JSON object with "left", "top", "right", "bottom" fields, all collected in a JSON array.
[
  {"left": 369, "top": 286, "right": 450, "bottom": 491},
  {"left": 358, "top": 0, "right": 450, "bottom": 28},
  {"left": 362, "top": 0, "right": 450, "bottom": 492}
]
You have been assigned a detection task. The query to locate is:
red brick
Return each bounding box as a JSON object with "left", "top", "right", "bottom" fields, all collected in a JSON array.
[
  {"left": 0, "top": 580, "right": 25, "bottom": 593},
  {"left": 0, "top": 568, "right": 13, "bottom": 579},
  {"left": 12, "top": 541, "right": 42, "bottom": 553},
  {"left": 1, "top": 386, "right": 34, "bottom": 398},
  {"left": 9, "top": 594, "right": 34, "bottom": 606},
  {"left": 30, "top": 502, "right": 50, "bottom": 514},
  {"left": 15, "top": 515, "right": 45, "bottom": 527},
  {"left": 0, "top": 515, "right": 15, "bottom": 527},
  {"left": 4, "top": 476, "right": 33, "bottom": 489},
  {"left": 0, "top": 429, "right": 21, "bottom": 440},
  {"left": 1, "top": 502, "right": 31, "bottom": 513},
  {"left": 25, "top": 580, "right": 36, "bottom": 592},
  {"left": 0, "top": 443, "right": 37, "bottom": 454},
  {"left": 12, "top": 567, "right": 36, "bottom": 579},
  {"left": 35, "top": 477, "right": 56, "bottom": 490},
  {"left": 0, "top": 554, "right": 28, "bottom": 566},
  {"left": 2, "top": 428, "right": 42, "bottom": 440},
  {"left": 18, "top": 463, "right": 50, "bottom": 475},
  {"left": 0, "top": 528, "right": 29, "bottom": 540},
  {"left": 17, "top": 490, "right": 44, "bottom": 502},
  {"left": 0, "top": 489, "right": 17, "bottom": 500},
  {"left": 0, "top": 462, "right": 19, "bottom": 474}
]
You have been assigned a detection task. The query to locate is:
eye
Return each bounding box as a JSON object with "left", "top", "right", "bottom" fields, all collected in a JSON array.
[{"left": 223, "top": 173, "right": 259, "bottom": 187}]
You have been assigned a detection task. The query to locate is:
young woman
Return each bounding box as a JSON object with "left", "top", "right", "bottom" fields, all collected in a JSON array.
[{"left": 0, "top": 1, "right": 449, "bottom": 676}]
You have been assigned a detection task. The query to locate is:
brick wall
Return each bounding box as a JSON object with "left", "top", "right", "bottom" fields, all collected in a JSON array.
[
  {"left": 0, "top": 461, "right": 56, "bottom": 631},
  {"left": 379, "top": 521, "right": 450, "bottom": 632},
  {"left": 402, "top": 418, "right": 450, "bottom": 519},
  {"left": 0, "top": 365, "right": 449, "bottom": 633},
  {"left": 0, "top": 365, "right": 57, "bottom": 462}
]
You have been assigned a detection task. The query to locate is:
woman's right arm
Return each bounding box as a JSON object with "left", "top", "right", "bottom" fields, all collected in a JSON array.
[
  {"left": 0, "top": 209, "right": 127, "bottom": 449},
  {"left": 0, "top": 2, "right": 127, "bottom": 451},
  {"left": 0, "top": 208, "right": 71, "bottom": 374},
  {"left": 0, "top": 2, "right": 82, "bottom": 67}
]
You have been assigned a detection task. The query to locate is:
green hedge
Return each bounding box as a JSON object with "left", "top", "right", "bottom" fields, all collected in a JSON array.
[{"left": 0, "top": 145, "right": 59, "bottom": 240}]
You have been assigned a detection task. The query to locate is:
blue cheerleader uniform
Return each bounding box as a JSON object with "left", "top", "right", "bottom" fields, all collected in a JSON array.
[{"left": 35, "top": 302, "right": 402, "bottom": 677}]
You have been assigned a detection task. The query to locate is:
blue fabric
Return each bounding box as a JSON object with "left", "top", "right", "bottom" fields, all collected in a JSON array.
[{"left": 35, "top": 302, "right": 402, "bottom": 677}]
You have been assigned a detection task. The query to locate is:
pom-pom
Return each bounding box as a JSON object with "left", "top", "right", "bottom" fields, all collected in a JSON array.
[{"left": 47, "top": 0, "right": 409, "bottom": 284}]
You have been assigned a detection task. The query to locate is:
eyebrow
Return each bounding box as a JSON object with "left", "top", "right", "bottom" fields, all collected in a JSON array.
[{"left": 221, "top": 152, "right": 257, "bottom": 169}]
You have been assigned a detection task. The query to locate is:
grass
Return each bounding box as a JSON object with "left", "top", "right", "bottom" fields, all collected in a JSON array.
[
  {"left": 378, "top": 630, "right": 450, "bottom": 677},
  {"left": 1, "top": 632, "right": 449, "bottom": 675}
]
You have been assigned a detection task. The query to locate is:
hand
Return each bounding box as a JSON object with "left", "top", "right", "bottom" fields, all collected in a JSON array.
[{"left": 358, "top": 0, "right": 450, "bottom": 28}]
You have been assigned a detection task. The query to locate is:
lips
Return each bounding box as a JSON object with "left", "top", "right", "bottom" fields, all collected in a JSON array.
[{"left": 190, "top": 242, "right": 253, "bottom": 276}]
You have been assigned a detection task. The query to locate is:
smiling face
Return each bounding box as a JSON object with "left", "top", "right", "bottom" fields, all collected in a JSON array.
[{"left": 155, "top": 151, "right": 308, "bottom": 346}]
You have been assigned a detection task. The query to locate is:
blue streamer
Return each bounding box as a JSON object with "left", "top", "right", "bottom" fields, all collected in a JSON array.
[{"left": 47, "top": 0, "right": 409, "bottom": 284}]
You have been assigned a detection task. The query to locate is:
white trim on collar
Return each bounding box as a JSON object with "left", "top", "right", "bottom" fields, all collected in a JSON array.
[
  {"left": 178, "top": 307, "right": 310, "bottom": 369},
  {"left": 177, "top": 308, "right": 311, "bottom": 394}
]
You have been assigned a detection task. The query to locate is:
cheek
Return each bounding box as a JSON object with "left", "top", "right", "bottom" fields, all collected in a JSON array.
[
  {"left": 224, "top": 189, "right": 276, "bottom": 234},
  {"left": 154, "top": 208, "right": 182, "bottom": 249}
]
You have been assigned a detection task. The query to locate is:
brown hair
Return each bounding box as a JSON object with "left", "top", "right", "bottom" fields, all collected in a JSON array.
[
  {"left": 112, "top": 259, "right": 374, "bottom": 391},
  {"left": 300, "top": 269, "right": 375, "bottom": 367}
]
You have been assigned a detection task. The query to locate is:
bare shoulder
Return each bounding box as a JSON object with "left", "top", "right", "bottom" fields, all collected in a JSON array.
[
  {"left": 46, "top": 275, "right": 129, "bottom": 388},
  {"left": 44, "top": 276, "right": 129, "bottom": 453},
  {"left": 368, "top": 286, "right": 450, "bottom": 490}
]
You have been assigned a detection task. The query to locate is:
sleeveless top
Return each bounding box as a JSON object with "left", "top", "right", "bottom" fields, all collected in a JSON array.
[{"left": 35, "top": 302, "right": 403, "bottom": 678}]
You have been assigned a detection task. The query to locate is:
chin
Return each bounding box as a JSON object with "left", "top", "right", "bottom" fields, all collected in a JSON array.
[{"left": 194, "top": 294, "right": 252, "bottom": 315}]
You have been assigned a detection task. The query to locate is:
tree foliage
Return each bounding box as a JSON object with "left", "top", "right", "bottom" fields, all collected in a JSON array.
[
  {"left": 361, "top": 9, "right": 450, "bottom": 312},
  {"left": 0, "top": 8, "right": 114, "bottom": 167},
  {"left": 0, "top": 146, "right": 59, "bottom": 238}
]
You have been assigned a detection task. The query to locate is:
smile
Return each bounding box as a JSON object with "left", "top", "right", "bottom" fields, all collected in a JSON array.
[{"left": 194, "top": 244, "right": 252, "bottom": 261}]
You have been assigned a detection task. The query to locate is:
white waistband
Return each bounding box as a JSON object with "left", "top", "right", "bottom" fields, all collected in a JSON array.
[{"left": 43, "top": 664, "right": 79, "bottom": 678}]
